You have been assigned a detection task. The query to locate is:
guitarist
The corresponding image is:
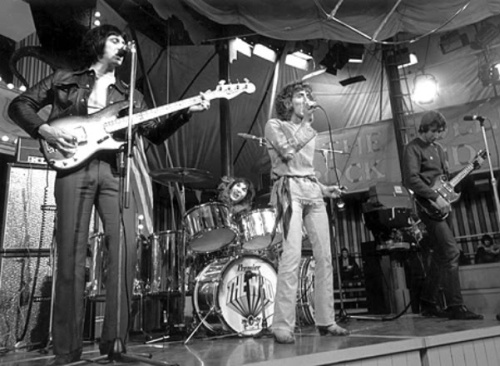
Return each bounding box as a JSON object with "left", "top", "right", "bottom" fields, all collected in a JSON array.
[
  {"left": 402, "top": 110, "right": 482, "bottom": 321},
  {"left": 8, "top": 25, "right": 209, "bottom": 365}
]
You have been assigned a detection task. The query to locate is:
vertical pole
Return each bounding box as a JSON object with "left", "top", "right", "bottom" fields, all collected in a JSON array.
[
  {"left": 217, "top": 40, "right": 233, "bottom": 177},
  {"left": 382, "top": 45, "right": 407, "bottom": 175}
]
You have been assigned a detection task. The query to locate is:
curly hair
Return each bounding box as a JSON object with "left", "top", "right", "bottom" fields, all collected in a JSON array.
[
  {"left": 217, "top": 176, "right": 255, "bottom": 208},
  {"left": 274, "top": 81, "right": 314, "bottom": 120},
  {"left": 79, "top": 24, "right": 127, "bottom": 68}
]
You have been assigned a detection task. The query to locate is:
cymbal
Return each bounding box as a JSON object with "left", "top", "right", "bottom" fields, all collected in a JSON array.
[{"left": 150, "top": 167, "right": 213, "bottom": 184}]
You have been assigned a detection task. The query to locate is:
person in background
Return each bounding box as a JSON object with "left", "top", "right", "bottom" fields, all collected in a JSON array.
[
  {"left": 402, "top": 110, "right": 482, "bottom": 320},
  {"left": 338, "top": 247, "right": 361, "bottom": 281},
  {"left": 264, "top": 81, "right": 349, "bottom": 344},
  {"left": 475, "top": 234, "right": 500, "bottom": 264},
  {"left": 8, "top": 24, "right": 209, "bottom": 365}
]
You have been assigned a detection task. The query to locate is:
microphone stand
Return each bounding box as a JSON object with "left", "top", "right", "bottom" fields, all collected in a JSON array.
[
  {"left": 479, "top": 119, "right": 500, "bottom": 229},
  {"left": 89, "top": 41, "right": 177, "bottom": 366},
  {"left": 320, "top": 150, "right": 349, "bottom": 322}
]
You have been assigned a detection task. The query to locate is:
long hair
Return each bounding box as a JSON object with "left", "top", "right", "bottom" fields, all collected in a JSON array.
[
  {"left": 274, "top": 81, "right": 314, "bottom": 120},
  {"left": 79, "top": 25, "right": 127, "bottom": 68}
]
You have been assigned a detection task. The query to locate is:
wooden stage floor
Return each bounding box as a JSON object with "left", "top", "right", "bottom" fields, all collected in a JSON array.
[{"left": 2, "top": 313, "right": 500, "bottom": 366}]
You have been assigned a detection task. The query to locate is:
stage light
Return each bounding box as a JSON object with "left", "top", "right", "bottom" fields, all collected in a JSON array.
[
  {"left": 19, "top": 85, "right": 26, "bottom": 92},
  {"left": 347, "top": 44, "right": 364, "bottom": 63},
  {"left": 439, "top": 30, "right": 469, "bottom": 54},
  {"left": 397, "top": 53, "right": 418, "bottom": 69},
  {"left": 285, "top": 53, "right": 311, "bottom": 70},
  {"left": 229, "top": 37, "right": 252, "bottom": 62},
  {"left": 1, "top": 136, "right": 9, "bottom": 142},
  {"left": 478, "top": 63, "right": 500, "bottom": 86},
  {"left": 302, "top": 66, "right": 327, "bottom": 81},
  {"left": 339, "top": 75, "right": 366, "bottom": 86},
  {"left": 320, "top": 43, "right": 349, "bottom": 75},
  {"left": 413, "top": 73, "right": 438, "bottom": 104},
  {"left": 253, "top": 43, "right": 277, "bottom": 63}
]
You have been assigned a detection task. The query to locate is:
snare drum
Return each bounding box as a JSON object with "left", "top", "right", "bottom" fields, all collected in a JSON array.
[
  {"left": 184, "top": 202, "right": 237, "bottom": 253},
  {"left": 147, "top": 230, "right": 185, "bottom": 294},
  {"left": 193, "top": 255, "right": 277, "bottom": 335},
  {"left": 296, "top": 256, "right": 315, "bottom": 325},
  {"left": 239, "top": 208, "right": 282, "bottom": 251}
]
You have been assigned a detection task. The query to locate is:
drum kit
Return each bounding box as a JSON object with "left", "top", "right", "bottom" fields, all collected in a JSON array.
[{"left": 86, "top": 166, "right": 319, "bottom": 340}]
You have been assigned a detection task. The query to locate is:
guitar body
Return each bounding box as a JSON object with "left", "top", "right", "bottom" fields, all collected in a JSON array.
[
  {"left": 37, "top": 80, "right": 256, "bottom": 171},
  {"left": 415, "top": 175, "right": 460, "bottom": 221},
  {"left": 40, "top": 101, "right": 129, "bottom": 171},
  {"left": 414, "top": 150, "right": 487, "bottom": 221}
]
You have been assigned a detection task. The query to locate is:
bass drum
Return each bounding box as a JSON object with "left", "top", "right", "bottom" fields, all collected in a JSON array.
[
  {"left": 296, "top": 256, "right": 315, "bottom": 325},
  {"left": 193, "top": 255, "right": 277, "bottom": 336}
]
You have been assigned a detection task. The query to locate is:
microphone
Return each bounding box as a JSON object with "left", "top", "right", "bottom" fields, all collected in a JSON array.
[
  {"left": 306, "top": 100, "right": 319, "bottom": 110},
  {"left": 117, "top": 41, "right": 135, "bottom": 57},
  {"left": 464, "top": 115, "right": 485, "bottom": 122}
]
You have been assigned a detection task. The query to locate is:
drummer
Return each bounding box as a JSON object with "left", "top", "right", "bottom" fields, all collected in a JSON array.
[{"left": 217, "top": 176, "right": 256, "bottom": 219}]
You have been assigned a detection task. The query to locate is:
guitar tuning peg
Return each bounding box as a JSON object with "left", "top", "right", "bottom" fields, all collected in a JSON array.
[
  {"left": 244, "top": 78, "right": 249, "bottom": 84},
  {"left": 219, "top": 80, "right": 226, "bottom": 85}
]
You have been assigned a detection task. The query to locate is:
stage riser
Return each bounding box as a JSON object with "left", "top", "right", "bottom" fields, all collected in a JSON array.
[{"left": 459, "top": 263, "right": 500, "bottom": 315}]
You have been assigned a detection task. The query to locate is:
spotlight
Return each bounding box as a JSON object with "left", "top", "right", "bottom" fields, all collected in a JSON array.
[
  {"left": 439, "top": 30, "right": 469, "bottom": 54},
  {"left": 253, "top": 43, "right": 277, "bottom": 62},
  {"left": 413, "top": 74, "right": 438, "bottom": 104},
  {"left": 478, "top": 63, "right": 500, "bottom": 86}
]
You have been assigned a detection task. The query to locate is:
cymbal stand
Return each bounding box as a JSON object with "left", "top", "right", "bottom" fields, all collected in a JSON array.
[
  {"left": 146, "top": 176, "right": 188, "bottom": 344},
  {"left": 184, "top": 305, "right": 217, "bottom": 344}
]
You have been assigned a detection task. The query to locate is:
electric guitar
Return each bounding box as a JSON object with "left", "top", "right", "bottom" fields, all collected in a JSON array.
[
  {"left": 415, "top": 149, "right": 487, "bottom": 220},
  {"left": 39, "top": 80, "right": 256, "bottom": 171}
]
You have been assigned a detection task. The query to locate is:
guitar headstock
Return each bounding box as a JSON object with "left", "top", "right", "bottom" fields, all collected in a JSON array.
[
  {"left": 207, "top": 79, "right": 256, "bottom": 100},
  {"left": 473, "top": 149, "right": 488, "bottom": 168}
]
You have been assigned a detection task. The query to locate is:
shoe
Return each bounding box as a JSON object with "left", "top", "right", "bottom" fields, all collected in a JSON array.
[
  {"left": 446, "top": 305, "right": 484, "bottom": 320},
  {"left": 47, "top": 350, "right": 81, "bottom": 365},
  {"left": 273, "top": 329, "right": 295, "bottom": 344},
  {"left": 317, "top": 324, "right": 350, "bottom": 336},
  {"left": 420, "top": 303, "right": 448, "bottom": 318}
]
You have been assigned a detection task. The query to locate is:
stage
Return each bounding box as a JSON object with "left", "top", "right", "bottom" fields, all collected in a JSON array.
[{"left": 1, "top": 313, "right": 500, "bottom": 366}]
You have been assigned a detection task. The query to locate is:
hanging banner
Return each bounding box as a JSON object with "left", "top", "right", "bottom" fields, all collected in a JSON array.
[{"left": 314, "top": 97, "right": 500, "bottom": 193}]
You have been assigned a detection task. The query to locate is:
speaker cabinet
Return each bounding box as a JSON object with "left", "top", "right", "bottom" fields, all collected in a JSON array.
[
  {"left": 0, "top": 251, "right": 52, "bottom": 349},
  {"left": 1, "top": 164, "right": 56, "bottom": 251}
]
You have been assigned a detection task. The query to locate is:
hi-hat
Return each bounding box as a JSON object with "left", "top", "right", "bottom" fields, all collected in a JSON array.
[{"left": 150, "top": 167, "right": 213, "bottom": 184}]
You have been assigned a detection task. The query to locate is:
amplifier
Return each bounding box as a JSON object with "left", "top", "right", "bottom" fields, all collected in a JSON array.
[
  {"left": 1, "top": 164, "right": 56, "bottom": 250},
  {"left": 15, "top": 137, "right": 46, "bottom": 165},
  {"left": 0, "top": 250, "right": 52, "bottom": 349}
]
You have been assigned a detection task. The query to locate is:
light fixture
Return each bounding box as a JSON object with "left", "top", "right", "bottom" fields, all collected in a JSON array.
[
  {"left": 479, "top": 63, "right": 500, "bottom": 86},
  {"left": 253, "top": 43, "right": 277, "bottom": 63},
  {"left": 302, "top": 66, "right": 327, "bottom": 81},
  {"left": 320, "top": 43, "right": 349, "bottom": 75},
  {"left": 285, "top": 53, "right": 311, "bottom": 70},
  {"left": 229, "top": 37, "right": 252, "bottom": 62},
  {"left": 339, "top": 75, "right": 366, "bottom": 86},
  {"left": 347, "top": 44, "right": 364, "bottom": 63},
  {"left": 397, "top": 53, "right": 418, "bottom": 69},
  {"left": 439, "top": 30, "right": 469, "bottom": 54},
  {"left": 413, "top": 73, "right": 438, "bottom": 104}
]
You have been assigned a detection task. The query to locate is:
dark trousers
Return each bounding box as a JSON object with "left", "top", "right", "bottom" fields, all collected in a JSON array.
[
  {"left": 419, "top": 213, "right": 463, "bottom": 308},
  {"left": 52, "top": 158, "right": 137, "bottom": 356}
]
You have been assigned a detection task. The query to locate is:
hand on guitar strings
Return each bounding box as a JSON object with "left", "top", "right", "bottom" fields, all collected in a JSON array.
[
  {"left": 435, "top": 195, "right": 451, "bottom": 216},
  {"left": 38, "top": 124, "right": 78, "bottom": 154}
]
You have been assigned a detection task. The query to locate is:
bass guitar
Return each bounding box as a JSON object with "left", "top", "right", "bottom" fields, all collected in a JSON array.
[
  {"left": 415, "top": 149, "right": 487, "bottom": 220},
  {"left": 40, "top": 80, "right": 255, "bottom": 171}
]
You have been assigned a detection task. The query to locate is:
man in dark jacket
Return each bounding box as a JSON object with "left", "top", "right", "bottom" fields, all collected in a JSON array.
[
  {"left": 402, "top": 110, "right": 482, "bottom": 321},
  {"left": 8, "top": 24, "right": 209, "bottom": 365}
]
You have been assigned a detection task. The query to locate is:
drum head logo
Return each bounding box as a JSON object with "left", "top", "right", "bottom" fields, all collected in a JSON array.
[{"left": 223, "top": 260, "right": 275, "bottom": 333}]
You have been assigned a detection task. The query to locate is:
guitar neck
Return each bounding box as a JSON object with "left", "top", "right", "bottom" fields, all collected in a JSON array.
[
  {"left": 105, "top": 95, "right": 203, "bottom": 133},
  {"left": 448, "top": 161, "right": 476, "bottom": 188}
]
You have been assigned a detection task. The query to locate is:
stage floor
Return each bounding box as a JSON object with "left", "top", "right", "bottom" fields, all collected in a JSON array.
[{"left": 2, "top": 313, "right": 500, "bottom": 366}]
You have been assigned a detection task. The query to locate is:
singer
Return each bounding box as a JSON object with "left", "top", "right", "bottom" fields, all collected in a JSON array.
[
  {"left": 8, "top": 24, "right": 210, "bottom": 365},
  {"left": 264, "top": 81, "right": 348, "bottom": 344}
]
